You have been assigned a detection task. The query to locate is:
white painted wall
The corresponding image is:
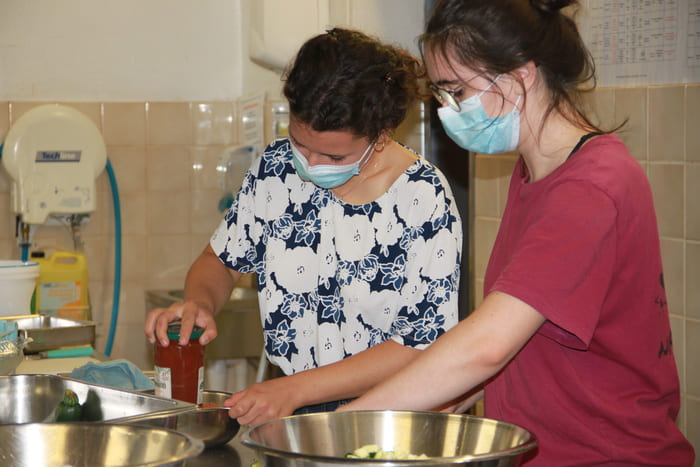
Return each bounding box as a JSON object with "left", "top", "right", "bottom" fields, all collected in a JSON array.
[{"left": 0, "top": 0, "right": 423, "bottom": 102}]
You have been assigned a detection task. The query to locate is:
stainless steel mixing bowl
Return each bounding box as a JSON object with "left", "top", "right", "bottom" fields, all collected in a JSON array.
[
  {"left": 0, "top": 374, "right": 190, "bottom": 424},
  {"left": 243, "top": 410, "right": 537, "bottom": 466},
  {"left": 0, "top": 422, "right": 204, "bottom": 466},
  {"left": 116, "top": 390, "right": 241, "bottom": 448}
]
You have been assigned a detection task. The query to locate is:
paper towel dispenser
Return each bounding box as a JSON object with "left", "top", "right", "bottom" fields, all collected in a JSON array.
[
  {"left": 248, "top": 0, "right": 332, "bottom": 72},
  {"left": 1, "top": 105, "right": 106, "bottom": 225}
]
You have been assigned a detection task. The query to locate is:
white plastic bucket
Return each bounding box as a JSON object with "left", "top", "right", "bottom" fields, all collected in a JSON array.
[{"left": 0, "top": 261, "right": 40, "bottom": 317}]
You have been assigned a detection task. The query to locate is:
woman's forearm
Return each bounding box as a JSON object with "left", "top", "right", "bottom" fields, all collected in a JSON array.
[
  {"left": 284, "top": 339, "right": 421, "bottom": 408},
  {"left": 341, "top": 292, "right": 546, "bottom": 411}
]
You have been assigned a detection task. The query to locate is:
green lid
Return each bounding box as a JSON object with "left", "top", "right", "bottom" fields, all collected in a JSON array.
[{"left": 166, "top": 323, "right": 204, "bottom": 340}]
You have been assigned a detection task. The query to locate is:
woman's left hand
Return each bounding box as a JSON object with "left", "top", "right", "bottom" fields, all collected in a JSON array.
[{"left": 223, "top": 377, "right": 302, "bottom": 426}]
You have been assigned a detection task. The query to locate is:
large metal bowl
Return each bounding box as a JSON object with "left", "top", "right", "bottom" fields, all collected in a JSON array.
[
  {"left": 0, "top": 422, "right": 204, "bottom": 466},
  {"left": 243, "top": 410, "right": 537, "bottom": 466},
  {"left": 0, "top": 374, "right": 190, "bottom": 424},
  {"left": 117, "top": 390, "right": 241, "bottom": 448}
]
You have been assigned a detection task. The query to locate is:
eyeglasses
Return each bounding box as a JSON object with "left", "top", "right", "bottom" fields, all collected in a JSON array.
[{"left": 428, "top": 83, "right": 462, "bottom": 112}]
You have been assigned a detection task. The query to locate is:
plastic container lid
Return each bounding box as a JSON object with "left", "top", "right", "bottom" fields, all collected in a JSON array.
[
  {"left": 166, "top": 323, "right": 204, "bottom": 341},
  {"left": 0, "top": 261, "right": 40, "bottom": 278}
]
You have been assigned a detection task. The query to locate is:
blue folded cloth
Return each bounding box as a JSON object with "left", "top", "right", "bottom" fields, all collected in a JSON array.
[
  {"left": 0, "top": 321, "right": 18, "bottom": 345},
  {"left": 69, "top": 359, "right": 154, "bottom": 391}
]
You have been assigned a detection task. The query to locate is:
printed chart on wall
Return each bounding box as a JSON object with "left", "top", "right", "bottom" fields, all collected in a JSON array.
[{"left": 577, "top": 0, "right": 700, "bottom": 86}]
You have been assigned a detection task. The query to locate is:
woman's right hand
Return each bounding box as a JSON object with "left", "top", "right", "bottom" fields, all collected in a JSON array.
[{"left": 144, "top": 300, "right": 218, "bottom": 347}]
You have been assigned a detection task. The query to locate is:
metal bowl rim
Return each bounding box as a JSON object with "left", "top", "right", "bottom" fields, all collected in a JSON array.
[
  {"left": 0, "top": 422, "right": 205, "bottom": 466},
  {"left": 242, "top": 410, "right": 538, "bottom": 464}
]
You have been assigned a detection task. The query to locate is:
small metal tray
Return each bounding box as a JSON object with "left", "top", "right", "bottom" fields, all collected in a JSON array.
[{"left": 1, "top": 315, "right": 95, "bottom": 353}]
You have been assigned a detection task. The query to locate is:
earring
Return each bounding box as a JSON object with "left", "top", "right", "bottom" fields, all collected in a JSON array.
[{"left": 375, "top": 132, "right": 391, "bottom": 152}]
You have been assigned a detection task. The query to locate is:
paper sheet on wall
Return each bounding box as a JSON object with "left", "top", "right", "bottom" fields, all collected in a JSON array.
[
  {"left": 577, "top": 0, "right": 700, "bottom": 86},
  {"left": 239, "top": 91, "right": 266, "bottom": 153}
]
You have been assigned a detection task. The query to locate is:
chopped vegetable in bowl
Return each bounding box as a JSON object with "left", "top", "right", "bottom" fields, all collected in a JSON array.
[{"left": 345, "top": 444, "right": 428, "bottom": 460}]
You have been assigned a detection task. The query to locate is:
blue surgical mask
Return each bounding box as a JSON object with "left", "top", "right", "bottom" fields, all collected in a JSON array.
[
  {"left": 290, "top": 139, "right": 375, "bottom": 189},
  {"left": 437, "top": 76, "right": 521, "bottom": 154}
]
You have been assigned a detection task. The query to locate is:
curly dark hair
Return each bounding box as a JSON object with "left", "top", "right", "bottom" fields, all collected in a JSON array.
[{"left": 283, "top": 28, "right": 425, "bottom": 142}]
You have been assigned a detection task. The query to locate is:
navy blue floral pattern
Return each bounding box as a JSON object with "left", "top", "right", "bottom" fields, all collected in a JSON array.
[{"left": 210, "top": 139, "right": 462, "bottom": 375}]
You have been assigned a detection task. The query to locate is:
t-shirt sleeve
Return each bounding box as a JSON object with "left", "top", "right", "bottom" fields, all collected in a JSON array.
[{"left": 489, "top": 180, "right": 617, "bottom": 349}]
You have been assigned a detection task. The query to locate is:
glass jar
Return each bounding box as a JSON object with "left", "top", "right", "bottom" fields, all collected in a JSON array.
[{"left": 154, "top": 323, "right": 205, "bottom": 404}]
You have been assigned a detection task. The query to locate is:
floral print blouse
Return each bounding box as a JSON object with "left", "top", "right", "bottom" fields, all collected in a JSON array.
[{"left": 210, "top": 139, "right": 462, "bottom": 375}]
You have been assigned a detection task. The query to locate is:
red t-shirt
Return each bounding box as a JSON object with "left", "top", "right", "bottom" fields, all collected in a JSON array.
[{"left": 484, "top": 134, "right": 695, "bottom": 466}]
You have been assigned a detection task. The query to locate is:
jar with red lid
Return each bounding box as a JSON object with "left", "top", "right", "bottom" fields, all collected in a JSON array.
[{"left": 154, "top": 323, "right": 205, "bottom": 404}]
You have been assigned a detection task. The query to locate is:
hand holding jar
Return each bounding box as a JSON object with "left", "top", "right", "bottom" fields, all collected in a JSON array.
[{"left": 154, "top": 322, "right": 206, "bottom": 404}]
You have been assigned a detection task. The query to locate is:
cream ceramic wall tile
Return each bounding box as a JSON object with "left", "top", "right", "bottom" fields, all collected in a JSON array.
[
  {"left": 120, "top": 235, "right": 148, "bottom": 283},
  {"left": 686, "top": 397, "right": 700, "bottom": 461},
  {"left": 687, "top": 319, "right": 700, "bottom": 397},
  {"left": 0, "top": 192, "right": 11, "bottom": 239},
  {"left": 687, "top": 164, "right": 700, "bottom": 241},
  {"left": 648, "top": 163, "right": 684, "bottom": 239},
  {"left": 146, "top": 102, "right": 192, "bottom": 146},
  {"left": 82, "top": 236, "right": 109, "bottom": 283},
  {"left": 498, "top": 155, "right": 517, "bottom": 216},
  {"left": 106, "top": 146, "right": 147, "bottom": 192},
  {"left": 686, "top": 86, "right": 700, "bottom": 162},
  {"left": 118, "top": 192, "right": 148, "bottom": 236},
  {"left": 108, "top": 322, "right": 151, "bottom": 370},
  {"left": 87, "top": 280, "right": 105, "bottom": 326},
  {"left": 584, "top": 88, "right": 616, "bottom": 130},
  {"left": 111, "top": 283, "right": 148, "bottom": 327},
  {"left": 191, "top": 189, "right": 225, "bottom": 236},
  {"left": 147, "top": 191, "right": 191, "bottom": 235},
  {"left": 614, "top": 87, "right": 647, "bottom": 161},
  {"left": 190, "top": 146, "right": 226, "bottom": 191},
  {"left": 103, "top": 103, "right": 147, "bottom": 147},
  {"left": 78, "top": 185, "right": 113, "bottom": 238},
  {"left": 661, "top": 238, "right": 685, "bottom": 316},
  {"left": 474, "top": 155, "right": 502, "bottom": 218},
  {"left": 146, "top": 234, "right": 191, "bottom": 289},
  {"left": 0, "top": 240, "right": 20, "bottom": 260},
  {"left": 146, "top": 145, "right": 191, "bottom": 191},
  {"left": 648, "top": 86, "right": 684, "bottom": 162},
  {"left": 0, "top": 102, "right": 9, "bottom": 140},
  {"left": 474, "top": 217, "right": 500, "bottom": 280},
  {"left": 191, "top": 101, "right": 237, "bottom": 146},
  {"left": 669, "top": 316, "right": 685, "bottom": 394},
  {"left": 687, "top": 242, "right": 700, "bottom": 320},
  {"left": 191, "top": 234, "right": 213, "bottom": 263},
  {"left": 474, "top": 278, "right": 484, "bottom": 307},
  {"left": 394, "top": 103, "right": 425, "bottom": 153}
]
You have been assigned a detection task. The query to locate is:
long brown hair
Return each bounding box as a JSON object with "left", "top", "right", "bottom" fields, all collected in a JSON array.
[{"left": 420, "top": 0, "right": 617, "bottom": 134}]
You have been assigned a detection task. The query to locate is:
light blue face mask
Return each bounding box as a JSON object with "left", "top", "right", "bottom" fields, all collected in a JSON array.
[
  {"left": 437, "top": 76, "right": 521, "bottom": 154},
  {"left": 290, "top": 139, "right": 375, "bottom": 189}
]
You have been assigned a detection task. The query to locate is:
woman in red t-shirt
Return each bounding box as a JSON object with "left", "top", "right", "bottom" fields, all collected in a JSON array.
[{"left": 341, "top": 0, "right": 696, "bottom": 465}]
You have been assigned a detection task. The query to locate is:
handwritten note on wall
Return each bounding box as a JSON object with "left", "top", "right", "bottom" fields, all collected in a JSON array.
[{"left": 578, "top": 0, "right": 700, "bottom": 86}]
